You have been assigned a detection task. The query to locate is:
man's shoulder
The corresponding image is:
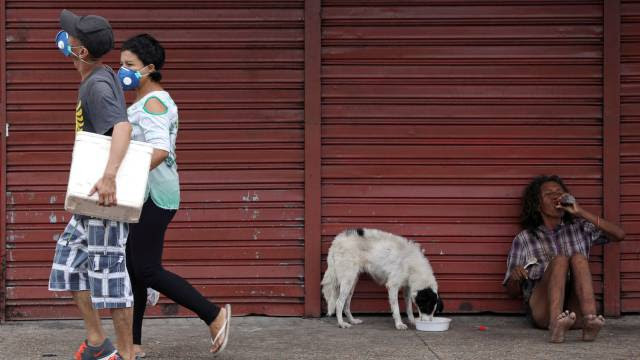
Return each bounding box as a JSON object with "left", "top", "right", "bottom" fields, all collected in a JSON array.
[
  {"left": 513, "top": 228, "right": 534, "bottom": 243},
  {"left": 569, "top": 217, "right": 588, "bottom": 227},
  {"left": 567, "top": 217, "right": 592, "bottom": 235},
  {"left": 81, "top": 66, "right": 119, "bottom": 92},
  {"left": 90, "top": 65, "right": 117, "bottom": 79}
]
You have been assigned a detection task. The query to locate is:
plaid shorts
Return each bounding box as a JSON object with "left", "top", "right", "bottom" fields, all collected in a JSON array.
[{"left": 49, "top": 215, "right": 133, "bottom": 309}]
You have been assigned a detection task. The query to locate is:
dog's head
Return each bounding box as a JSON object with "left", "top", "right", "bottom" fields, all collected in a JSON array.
[{"left": 414, "top": 287, "right": 444, "bottom": 320}]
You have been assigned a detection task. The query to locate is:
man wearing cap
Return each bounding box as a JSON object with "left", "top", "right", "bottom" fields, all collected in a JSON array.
[{"left": 49, "top": 9, "right": 134, "bottom": 360}]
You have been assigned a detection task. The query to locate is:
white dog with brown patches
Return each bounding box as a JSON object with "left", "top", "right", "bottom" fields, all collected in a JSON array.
[{"left": 322, "top": 228, "right": 443, "bottom": 330}]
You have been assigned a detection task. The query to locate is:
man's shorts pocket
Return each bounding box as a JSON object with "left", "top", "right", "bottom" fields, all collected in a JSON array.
[
  {"left": 88, "top": 254, "right": 125, "bottom": 272},
  {"left": 86, "top": 219, "right": 127, "bottom": 259}
]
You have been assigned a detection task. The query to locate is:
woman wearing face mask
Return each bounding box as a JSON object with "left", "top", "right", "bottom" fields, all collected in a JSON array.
[{"left": 119, "top": 34, "right": 231, "bottom": 357}]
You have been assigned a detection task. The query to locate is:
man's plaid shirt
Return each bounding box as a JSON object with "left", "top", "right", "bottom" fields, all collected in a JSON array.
[{"left": 503, "top": 218, "right": 609, "bottom": 285}]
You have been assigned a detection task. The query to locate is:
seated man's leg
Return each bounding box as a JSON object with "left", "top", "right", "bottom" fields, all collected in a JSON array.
[
  {"left": 528, "top": 255, "right": 576, "bottom": 343},
  {"left": 568, "top": 254, "right": 605, "bottom": 341}
]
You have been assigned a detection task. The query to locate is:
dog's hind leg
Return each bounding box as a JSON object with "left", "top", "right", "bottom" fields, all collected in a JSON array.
[
  {"left": 336, "top": 276, "right": 357, "bottom": 329},
  {"left": 404, "top": 287, "right": 416, "bottom": 326},
  {"left": 388, "top": 286, "right": 408, "bottom": 330},
  {"left": 321, "top": 265, "right": 338, "bottom": 316},
  {"left": 345, "top": 282, "right": 362, "bottom": 325}
]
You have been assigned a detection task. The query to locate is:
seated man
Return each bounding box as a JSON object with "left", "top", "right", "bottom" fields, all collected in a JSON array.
[{"left": 503, "top": 175, "right": 625, "bottom": 343}]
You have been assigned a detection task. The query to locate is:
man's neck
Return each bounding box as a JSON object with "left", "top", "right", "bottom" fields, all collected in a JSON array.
[
  {"left": 79, "top": 62, "right": 102, "bottom": 81},
  {"left": 542, "top": 215, "right": 562, "bottom": 230}
]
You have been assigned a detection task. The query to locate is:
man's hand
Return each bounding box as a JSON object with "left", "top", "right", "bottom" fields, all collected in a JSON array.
[
  {"left": 509, "top": 265, "right": 528, "bottom": 282},
  {"left": 556, "top": 192, "right": 581, "bottom": 215},
  {"left": 506, "top": 265, "right": 528, "bottom": 298},
  {"left": 89, "top": 173, "right": 117, "bottom": 206}
]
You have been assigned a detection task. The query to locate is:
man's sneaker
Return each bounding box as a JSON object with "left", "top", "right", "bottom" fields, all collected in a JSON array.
[
  {"left": 74, "top": 338, "right": 118, "bottom": 360},
  {"left": 104, "top": 353, "right": 124, "bottom": 360}
]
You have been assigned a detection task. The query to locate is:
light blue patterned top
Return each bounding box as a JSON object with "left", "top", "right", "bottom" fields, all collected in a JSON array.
[{"left": 128, "top": 91, "right": 180, "bottom": 210}]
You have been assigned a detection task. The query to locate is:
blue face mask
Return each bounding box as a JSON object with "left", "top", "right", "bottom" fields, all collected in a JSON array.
[
  {"left": 55, "top": 30, "right": 72, "bottom": 56},
  {"left": 56, "top": 30, "right": 90, "bottom": 62},
  {"left": 118, "top": 66, "right": 148, "bottom": 91}
]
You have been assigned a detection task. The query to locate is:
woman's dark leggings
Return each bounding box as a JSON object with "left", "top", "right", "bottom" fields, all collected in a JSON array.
[{"left": 126, "top": 199, "right": 220, "bottom": 345}]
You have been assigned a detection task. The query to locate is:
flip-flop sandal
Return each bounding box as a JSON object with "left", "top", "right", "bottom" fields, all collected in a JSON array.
[
  {"left": 146, "top": 288, "right": 160, "bottom": 306},
  {"left": 211, "top": 304, "right": 231, "bottom": 356}
]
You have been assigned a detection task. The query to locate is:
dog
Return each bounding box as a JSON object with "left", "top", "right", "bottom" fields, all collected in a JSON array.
[{"left": 321, "top": 228, "right": 443, "bottom": 330}]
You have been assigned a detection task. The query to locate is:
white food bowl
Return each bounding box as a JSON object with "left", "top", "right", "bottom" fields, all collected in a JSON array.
[{"left": 415, "top": 317, "right": 452, "bottom": 332}]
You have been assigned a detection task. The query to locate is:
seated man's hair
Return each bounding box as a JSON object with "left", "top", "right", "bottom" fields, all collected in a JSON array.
[{"left": 520, "top": 174, "right": 574, "bottom": 233}]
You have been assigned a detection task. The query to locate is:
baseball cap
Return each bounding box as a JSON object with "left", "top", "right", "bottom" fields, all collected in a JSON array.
[{"left": 60, "top": 9, "right": 114, "bottom": 59}]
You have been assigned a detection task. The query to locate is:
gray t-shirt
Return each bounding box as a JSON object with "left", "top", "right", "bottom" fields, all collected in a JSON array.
[{"left": 75, "top": 65, "right": 127, "bottom": 135}]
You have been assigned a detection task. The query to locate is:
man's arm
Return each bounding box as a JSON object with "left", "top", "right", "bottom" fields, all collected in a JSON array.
[
  {"left": 89, "top": 121, "right": 132, "bottom": 206},
  {"left": 576, "top": 207, "right": 625, "bottom": 242},
  {"left": 150, "top": 149, "right": 169, "bottom": 170},
  {"left": 503, "top": 233, "right": 529, "bottom": 298},
  {"left": 505, "top": 266, "right": 528, "bottom": 298},
  {"left": 559, "top": 196, "right": 626, "bottom": 241}
]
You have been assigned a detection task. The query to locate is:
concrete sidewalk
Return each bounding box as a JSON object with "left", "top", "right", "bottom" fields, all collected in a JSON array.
[{"left": 0, "top": 314, "right": 638, "bottom": 359}]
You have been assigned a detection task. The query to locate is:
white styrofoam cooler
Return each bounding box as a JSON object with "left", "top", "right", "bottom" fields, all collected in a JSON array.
[{"left": 65, "top": 131, "right": 153, "bottom": 223}]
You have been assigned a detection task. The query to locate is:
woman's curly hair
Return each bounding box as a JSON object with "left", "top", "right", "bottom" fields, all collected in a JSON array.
[
  {"left": 520, "top": 175, "right": 574, "bottom": 232},
  {"left": 122, "top": 34, "right": 165, "bottom": 82}
]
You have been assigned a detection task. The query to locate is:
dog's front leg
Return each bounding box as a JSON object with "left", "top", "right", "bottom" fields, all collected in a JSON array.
[
  {"left": 404, "top": 287, "right": 416, "bottom": 325},
  {"left": 388, "top": 286, "right": 408, "bottom": 330}
]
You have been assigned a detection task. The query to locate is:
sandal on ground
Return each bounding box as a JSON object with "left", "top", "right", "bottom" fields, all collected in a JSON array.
[
  {"left": 210, "top": 304, "right": 231, "bottom": 356},
  {"left": 134, "top": 343, "right": 147, "bottom": 358}
]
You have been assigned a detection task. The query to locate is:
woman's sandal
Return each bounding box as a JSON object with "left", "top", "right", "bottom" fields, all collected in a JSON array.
[{"left": 210, "top": 304, "right": 231, "bottom": 356}]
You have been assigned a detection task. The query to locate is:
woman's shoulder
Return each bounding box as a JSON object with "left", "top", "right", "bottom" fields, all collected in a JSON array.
[
  {"left": 143, "top": 96, "right": 168, "bottom": 115},
  {"left": 142, "top": 91, "right": 176, "bottom": 115}
]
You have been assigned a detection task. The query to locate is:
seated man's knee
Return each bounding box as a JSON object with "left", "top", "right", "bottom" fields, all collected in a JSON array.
[
  {"left": 570, "top": 253, "right": 589, "bottom": 268},
  {"left": 550, "top": 255, "right": 569, "bottom": 268}
]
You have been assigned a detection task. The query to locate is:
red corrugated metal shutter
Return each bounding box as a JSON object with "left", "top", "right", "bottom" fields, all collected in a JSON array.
[
  {"left": 621, "top": 0, "right": 640, "bottom": 313},
  {"left": 4, "top": 1, "right": 304, "bottom": 319},
  {"left": 321, "top": 1, "right": 605, "bottom": 313}
]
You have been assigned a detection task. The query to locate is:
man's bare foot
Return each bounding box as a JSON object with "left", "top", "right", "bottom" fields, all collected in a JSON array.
[
  {"left": 582, "top": 314, "right": 605, "bottom": 341},
  {"left": 209, "top": 306, "right": 228, "bottom": 353},
  {"left": 133, "top": 344, "right": 145, "bottom": 358},
  {"left": 549, "top": 310, "right": 576, "bottom": 343}
]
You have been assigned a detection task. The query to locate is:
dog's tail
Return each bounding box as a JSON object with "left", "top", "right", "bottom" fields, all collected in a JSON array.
[{"left": 321, "top": 250, "right": 339, "bottom": 316}]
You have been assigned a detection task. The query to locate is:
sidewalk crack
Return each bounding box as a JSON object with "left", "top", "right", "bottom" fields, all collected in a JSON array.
[{"left": 415, "top": 333, "right": 442, "bottom": 360}]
